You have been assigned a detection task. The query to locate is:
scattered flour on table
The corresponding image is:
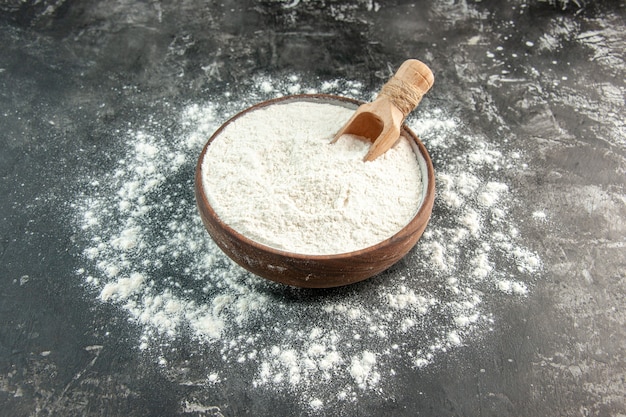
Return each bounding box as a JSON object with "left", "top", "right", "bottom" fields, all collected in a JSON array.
[
  {"left": 73, "top": 74, "right": 541, "bottom": 410},
  {"left": 201, "top": 101, "right": 422, "bottom": 254}
]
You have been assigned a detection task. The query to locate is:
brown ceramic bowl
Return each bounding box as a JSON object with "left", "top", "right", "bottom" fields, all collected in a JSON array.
[{"left": 195, "top": 94, "right": 435, "bottom": 288}]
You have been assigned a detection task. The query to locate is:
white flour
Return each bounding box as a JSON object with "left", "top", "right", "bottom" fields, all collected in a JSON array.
[
  {"left": 73, "top": 74, "right": 541, "bottom": 411},
  {"left": 201, "top": 101, "right": 422, "bottom": 255}
]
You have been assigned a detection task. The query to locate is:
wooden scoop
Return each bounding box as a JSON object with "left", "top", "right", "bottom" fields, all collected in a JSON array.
[{"left": 332, "top": 59, "right": 434, "bottom": 161}]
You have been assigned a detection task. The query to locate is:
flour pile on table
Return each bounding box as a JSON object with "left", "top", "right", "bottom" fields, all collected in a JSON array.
[{"left": 74, "top": 75, "right": 541, "bottom": 407}]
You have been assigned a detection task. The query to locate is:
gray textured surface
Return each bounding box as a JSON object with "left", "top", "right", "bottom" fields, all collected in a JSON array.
[{"left": 1, "top": 1, "right": 624, "bottom": 416}]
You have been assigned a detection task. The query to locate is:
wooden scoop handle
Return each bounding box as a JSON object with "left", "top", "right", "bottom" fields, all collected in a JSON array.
[{"left": 377, "top": 59, "right": 434, "bottom": 117}]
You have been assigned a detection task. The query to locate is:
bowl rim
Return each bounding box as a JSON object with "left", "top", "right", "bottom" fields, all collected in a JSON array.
[{"left": 195, "top": 93, "right": 436, "bottom": 261}]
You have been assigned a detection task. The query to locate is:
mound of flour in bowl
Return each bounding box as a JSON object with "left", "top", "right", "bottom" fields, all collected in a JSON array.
[{"left": 200, "top": 101, "right": 423, "bottom": 255}]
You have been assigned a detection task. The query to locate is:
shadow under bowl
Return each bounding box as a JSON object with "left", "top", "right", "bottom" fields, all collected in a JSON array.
[{"left": 195, "top": 94, "right": 435, "bottom": 288}]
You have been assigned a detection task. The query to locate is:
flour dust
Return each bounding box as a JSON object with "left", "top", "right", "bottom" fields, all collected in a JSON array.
[{"left": 73, "top": 74, "right": 541, "bottom": 409}]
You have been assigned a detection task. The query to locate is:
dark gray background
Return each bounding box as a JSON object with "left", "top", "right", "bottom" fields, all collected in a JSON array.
[{"left": 1, "top": 0, "right": 624, "bottom": 416}]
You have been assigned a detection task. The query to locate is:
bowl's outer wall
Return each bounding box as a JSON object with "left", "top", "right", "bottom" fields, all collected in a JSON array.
[{"left": 194, "top": 94, "right": 435, "bottom": 288}]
